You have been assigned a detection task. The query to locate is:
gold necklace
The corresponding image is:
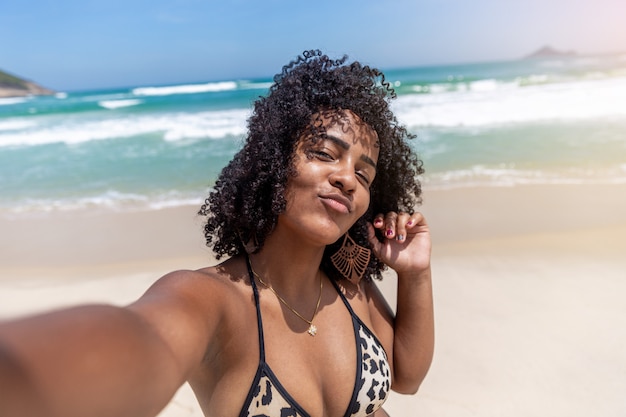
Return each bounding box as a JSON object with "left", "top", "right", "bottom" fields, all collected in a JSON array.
[{"left": 251, "top": 265, "right": 323, "bottom": 337}]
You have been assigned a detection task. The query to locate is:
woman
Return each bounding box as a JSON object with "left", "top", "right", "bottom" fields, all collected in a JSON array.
[{"left": 0, "top": 50, "right": 433, "bottom": 417}]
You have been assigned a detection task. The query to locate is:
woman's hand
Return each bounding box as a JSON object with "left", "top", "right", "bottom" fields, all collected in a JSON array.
[
  {"left": 367, "top": 211, "right": 435, "bottom": 394},
  {"left": 367, "top": 211, "right": 431, "bottom": 276}
]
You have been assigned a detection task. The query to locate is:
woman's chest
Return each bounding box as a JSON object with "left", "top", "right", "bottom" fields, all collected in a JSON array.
[{"left": 192, "top": 283, "right": 388, "bottom": 417}]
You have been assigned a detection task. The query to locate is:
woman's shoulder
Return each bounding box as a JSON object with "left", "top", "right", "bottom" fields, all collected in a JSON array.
[
  {"left": 148, "top": 255, "right": 251, "bottom": 305},
  {"left": 129, "top": 256, "right": 253, "bottom": 347}
]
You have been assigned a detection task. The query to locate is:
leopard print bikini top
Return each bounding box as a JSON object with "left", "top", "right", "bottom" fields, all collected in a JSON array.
[{"left": 240, "top": 260, "right": 391, "bottom": 417}]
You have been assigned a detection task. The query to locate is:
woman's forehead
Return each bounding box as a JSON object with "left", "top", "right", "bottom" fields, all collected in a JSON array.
[{"left": 312, "top": 109, "right": 379, "bottom": 146}]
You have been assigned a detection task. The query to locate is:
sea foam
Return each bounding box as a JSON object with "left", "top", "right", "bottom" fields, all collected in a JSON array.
[
  {"left": 99, "top": 99, "right": 143, "bottom": 109},
  {"left": 394, "top": 75, "right": 626, "bottom": 128},
  {"left": 424, "top": 164, "right": 626, "bottom": 189},
  {"left": 132, "top": 81, "right": 238, "bottom": 96},
  {"left": 0, "top": 109, "right": 250, "bottom": 147},
  {"left": 0, "top": 97, "right": 29, "bottom": 106},
  {"left": 0, "top": 119, "right": 36, "bottom": 132},
  {"left": 0, "top": 190, "right": 206, "bottom": 213}
]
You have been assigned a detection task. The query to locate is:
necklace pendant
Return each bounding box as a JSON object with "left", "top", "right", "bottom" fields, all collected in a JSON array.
[{"left": 307, "top": 324, "right": 317, "bottom": 337}]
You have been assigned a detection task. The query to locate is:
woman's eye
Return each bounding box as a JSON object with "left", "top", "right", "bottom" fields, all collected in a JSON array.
[
  {"left": 356, "top": 172, "right": 370, "bottom": 185},
  {"left": 313, "top": 150, "right": 334, "bottom": 160}
]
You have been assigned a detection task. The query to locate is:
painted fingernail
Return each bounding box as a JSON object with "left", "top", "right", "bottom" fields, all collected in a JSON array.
[
  {"left": 375, "top": 219, "right": 383, "bottom": 226},
  {"left": 407, "top": 220, "right": 413, "bottom": 226},
  {"left": 396, "top": 234, "right": 404, "bottom": 241},
  {"left": 386, "top": 229, "right": 393, "bottom": 236}
]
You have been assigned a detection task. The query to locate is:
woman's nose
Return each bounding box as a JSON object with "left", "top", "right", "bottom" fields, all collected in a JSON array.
[{"left": 330, "top": 166, "right": 357, "bottom": 193}]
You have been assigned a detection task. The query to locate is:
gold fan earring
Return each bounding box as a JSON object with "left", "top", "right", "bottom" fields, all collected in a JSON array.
[{"left": 330, "top": 234, "right": 371, "bottom": 285}]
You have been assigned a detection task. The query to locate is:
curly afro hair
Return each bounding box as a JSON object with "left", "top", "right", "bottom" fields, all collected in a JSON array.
[{"left": 199, "top": 49, "right": 424, "bottom": 281}]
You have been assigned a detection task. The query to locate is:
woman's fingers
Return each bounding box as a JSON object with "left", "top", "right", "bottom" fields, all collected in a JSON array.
[
  {"left": 373, "top": 213, "right": 385, "bottom": 230},
  {"left": 369, "top": 211, "right": 431, "bottom": 273},
  {"left": 383, "top": 212, "right": 398, "bottom": 239},
  {"left": 391, "top": 212, "right": 408, "bottom": 242},
  {"left": 372, "top": 212, "right": 419, "bottom": 242}
]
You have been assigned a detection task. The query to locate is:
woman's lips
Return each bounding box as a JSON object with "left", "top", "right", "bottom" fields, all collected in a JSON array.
[{"left": 319, "top": 194, "right": 352, "bottom": 214}]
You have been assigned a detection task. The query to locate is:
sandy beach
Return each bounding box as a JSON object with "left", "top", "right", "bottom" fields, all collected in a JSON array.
[{"left": 1, "top": 183, "right": 626, "bottom": 416}]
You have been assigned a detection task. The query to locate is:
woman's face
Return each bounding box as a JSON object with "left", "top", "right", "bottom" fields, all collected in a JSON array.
[{"left": 277, "top": 110, "right": 379, "bottom": 246}]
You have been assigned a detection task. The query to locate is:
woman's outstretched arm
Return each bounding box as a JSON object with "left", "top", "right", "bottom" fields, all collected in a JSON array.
[{"left": 0, "top": 269, "right": 220, "bottom": 417}]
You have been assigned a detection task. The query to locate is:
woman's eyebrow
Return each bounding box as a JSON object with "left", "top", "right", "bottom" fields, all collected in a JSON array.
[
  {"left": 323, "top": 134, "right": 377, "bottom": 168},
  {"left": 360, "top": 154, "right": 377, "bottom": 169},
  {"left": 322, "top": 134, "right": 350, "bottom": 150}
]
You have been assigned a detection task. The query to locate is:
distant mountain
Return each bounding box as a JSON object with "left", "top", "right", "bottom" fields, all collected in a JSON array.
[
  {"left": 524, "top": 46, "right": 577, "bottom": 59},
  {"left": 0, "top": 68, "right": 55, "bottom": 98}
]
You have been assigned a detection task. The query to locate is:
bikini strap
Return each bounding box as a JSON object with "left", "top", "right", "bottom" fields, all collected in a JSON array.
[
  {"left": 329, "top": 278, "right": 358, "bottom": 316},
  {"left": 246, "top": 255, "right": 266, "bottom": 362}
]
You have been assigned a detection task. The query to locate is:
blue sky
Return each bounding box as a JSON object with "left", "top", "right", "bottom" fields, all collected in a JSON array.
[{"left": 1, "top": 0, "right": 625, "bottom": 91}]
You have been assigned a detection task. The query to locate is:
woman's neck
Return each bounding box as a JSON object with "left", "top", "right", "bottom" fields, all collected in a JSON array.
[{"left": 247, "top": 232, "right": 326, "bottom": 298}]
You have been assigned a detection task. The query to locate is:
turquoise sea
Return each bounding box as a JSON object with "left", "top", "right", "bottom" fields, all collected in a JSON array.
[{"left": 1, "top": 53, "right": 626, "bottom": 213}]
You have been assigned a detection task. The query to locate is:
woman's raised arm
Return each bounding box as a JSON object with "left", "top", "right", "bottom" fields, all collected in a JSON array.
[{"left": 367, "top": 211, "right": 435, "bottom": 394}]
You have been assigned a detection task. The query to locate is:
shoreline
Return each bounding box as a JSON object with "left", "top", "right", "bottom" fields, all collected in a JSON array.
[
  {"left": 1, "top": 182, "right": 625, "bottom": 416},
  {"left": 2, "top": 182, "right": 624, "bottom": 275}
]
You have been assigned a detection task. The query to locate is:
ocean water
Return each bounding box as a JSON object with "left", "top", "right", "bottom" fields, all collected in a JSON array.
[{"left": 1, "top": 53, "right": 626, "bottom": 213}]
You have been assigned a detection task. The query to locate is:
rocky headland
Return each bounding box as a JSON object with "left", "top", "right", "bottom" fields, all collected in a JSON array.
[
  {"left": 524, "top": 45, "right": 577, "bottom": 59},
  {"left": 0, "top": 68, "right": 55, "bottom": 98}
]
